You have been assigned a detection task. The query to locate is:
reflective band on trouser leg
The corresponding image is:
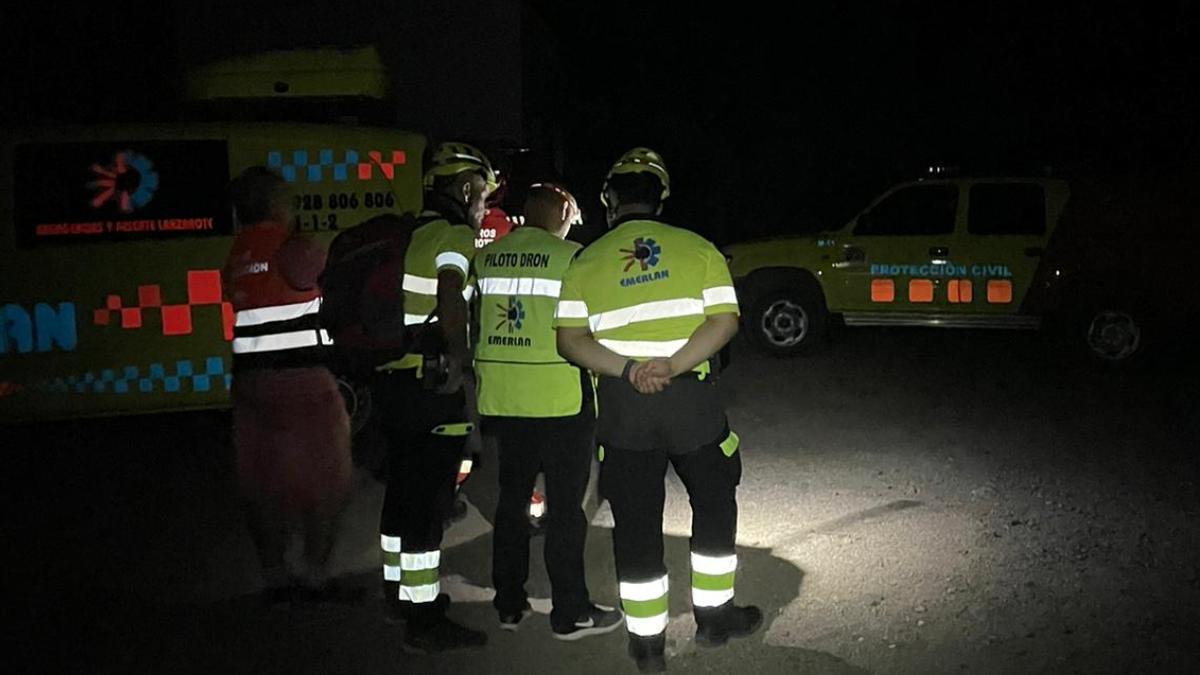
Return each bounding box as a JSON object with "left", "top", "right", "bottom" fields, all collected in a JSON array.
[
  {"left": 381, "top": 535, "right": 402, "bottom": 582},
  {"left": 399, "top": 550, "right": 441, "bottom": 603},
  {"left": 620, "top": 575, "right": 669, "bottom": 636},
  {"left": 691, "top": 552, "right": 737, "bottom": 607}
]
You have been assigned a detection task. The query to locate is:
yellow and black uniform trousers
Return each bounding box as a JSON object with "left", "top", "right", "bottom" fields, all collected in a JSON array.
[
  {"left": 553, "top": 216, "right": 744, "bottom": 640},
  {"left": 474, "top": 225, "right": 596, "bottom": 630},
  {"left": 376, "top": 212, "right": 477, "bottom": 620}
]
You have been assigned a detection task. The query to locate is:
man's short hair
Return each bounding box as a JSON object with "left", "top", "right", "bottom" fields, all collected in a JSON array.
[
  {"left": 229, "top": 167, "right": 289, "bottom": 224},
  {"left": 524, "top": 183, "right": 577, "bottom": 228}
]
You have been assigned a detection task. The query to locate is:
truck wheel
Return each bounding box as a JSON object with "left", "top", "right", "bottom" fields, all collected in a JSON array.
[
  {"left": 748, "top": 286, "right": 828, "bottom": 356},
  {"left": 1083, "top": 306, "right": 1144, "bottom": 365}
]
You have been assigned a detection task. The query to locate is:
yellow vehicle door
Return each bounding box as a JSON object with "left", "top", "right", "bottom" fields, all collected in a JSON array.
[{"left": 833, "top": 182, "right": 962, "bottom": 322}]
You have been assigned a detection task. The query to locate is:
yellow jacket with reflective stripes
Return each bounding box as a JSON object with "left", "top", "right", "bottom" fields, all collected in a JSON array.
[
  {"left": 402, "top": 212, "right": 476, "bottom": 326},
  {"left": 475, "top": 226, "right": 584, "bottom": 417},
  {"left": 554, "top": 218, "right": 739, "bottom": 359},
  {"left": 380, "top": 212, "right": 476, "bottom": 371}
]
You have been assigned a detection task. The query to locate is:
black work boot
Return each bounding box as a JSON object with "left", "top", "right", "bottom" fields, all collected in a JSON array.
[
  {"left": 627, "top": 633, "right": 667, "bottom": 673},
  {"left": 693, "top": 600, "right": 763, "bottom": 648}
]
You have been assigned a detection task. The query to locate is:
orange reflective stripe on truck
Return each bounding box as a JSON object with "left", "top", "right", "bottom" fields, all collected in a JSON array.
[
  {"left": 871, "top": 278, "right": 895, "bottom": 303},
  {"left": 908, "top": 279, "right": 934, "bottom": 303},
  {"left": 947, "top": 279, "right": 974, "bottom": 304},
  {"left": 987, "top": 279, "right": 1013, "bottom": 304}
]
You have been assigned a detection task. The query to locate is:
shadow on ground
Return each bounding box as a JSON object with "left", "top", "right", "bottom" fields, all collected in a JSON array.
[{"left": 20, "top": 527, "right": 867, "bottom": 675}]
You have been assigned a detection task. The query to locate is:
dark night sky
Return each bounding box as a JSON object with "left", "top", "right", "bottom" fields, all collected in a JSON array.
[
  {"left": 4, "top": 1, "right": 1198, "bottom": 243},
  {"left": 530, "top": 1, "right": 1200, "bottom": 242}
]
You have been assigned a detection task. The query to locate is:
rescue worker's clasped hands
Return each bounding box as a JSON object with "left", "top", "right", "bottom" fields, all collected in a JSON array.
[{"left": 628, "top": 358, "right": 673, "bottom": 394}]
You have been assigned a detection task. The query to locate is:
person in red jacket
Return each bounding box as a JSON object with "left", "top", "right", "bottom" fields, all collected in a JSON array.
[{"left": 223, "top": 167, "right": 356, "bottom": 603}]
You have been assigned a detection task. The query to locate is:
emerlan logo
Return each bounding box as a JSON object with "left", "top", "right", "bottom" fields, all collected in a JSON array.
[
  {"left": 489, "top": 296, "right": 531, "bottom": 347},
  {"left": 619, "top": 269, "right": 670, "bottom": 288},
  {"left": 487, "top": 334, "right": 532, "bottom": 347},
  {"left": 495, "top": 296, "right": 526, "bottom": 333},
  {"left": 620, "top": 237, "right": 661, "bottom": 272}
]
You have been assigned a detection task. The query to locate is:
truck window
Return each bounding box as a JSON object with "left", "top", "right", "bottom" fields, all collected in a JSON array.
[
  {"left": 854, "top": 185, "right": 958, "bottom": 236},
  {"left": 968, "top": 183, "right": 1045, "bottom": 235}
]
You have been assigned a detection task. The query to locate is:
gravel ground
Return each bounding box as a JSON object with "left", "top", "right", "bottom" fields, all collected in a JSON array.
[{"left": 7, "top": 327, "right": 1198, "bottom": 674}]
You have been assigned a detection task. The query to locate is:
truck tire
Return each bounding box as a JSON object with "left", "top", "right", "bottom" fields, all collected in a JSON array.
[
  {"left": 1045, "top": 287, "right": 1148, "bottom": 370},
  {"left": 747, "top": 285, "right": 828, "bottom": 357},
  {"left": 1081, "top": 304, "right": 1146, "bottom": 367}
]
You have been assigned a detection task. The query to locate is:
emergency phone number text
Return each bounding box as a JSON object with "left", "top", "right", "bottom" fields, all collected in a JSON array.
[{"left": 293, "top": 191, "right": 397, "bottom": 212}]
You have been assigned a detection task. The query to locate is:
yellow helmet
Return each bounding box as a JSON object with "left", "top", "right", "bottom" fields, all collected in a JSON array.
[
  {"left": 424, "top": 141, "right": 498, "bottom": 192},
  {"left": 600, "top": 147, "right": 670, "bottom": 206}
]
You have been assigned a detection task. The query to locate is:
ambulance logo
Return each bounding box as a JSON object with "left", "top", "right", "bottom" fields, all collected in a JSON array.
[
  {"left": 89, "top": 150, "right": 159, "bottom": 213},
  {"left": 621, "top": 237, "right": 661, "bottom": 272}
]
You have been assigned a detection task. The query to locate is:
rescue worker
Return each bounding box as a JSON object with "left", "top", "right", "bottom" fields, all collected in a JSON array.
[
  {"left": 474, "top": 183, "right": 624, "bottom": 638},
  {"left": 374, "top": 141, "right": 492, "bottom": 652},
  {"left": 449, "top": 166, "right": 513, "bottom": 510},
  {"left": 223, "top": 167, "right": 356, "bottom": 603},
  {"left": 554, "top": 149, "right": 762, "bottom": 672}
]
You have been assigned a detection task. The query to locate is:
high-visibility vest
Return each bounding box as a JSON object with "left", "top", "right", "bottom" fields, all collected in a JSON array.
[
  {"left": 554, "top": 217, "right": 739, "bottom": 364},
  {"left": 475, "top": 226, "right": 584, "bottom": 417},
  {"left": 226, "top": 222, "right": 332, "bottom": 371}
]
